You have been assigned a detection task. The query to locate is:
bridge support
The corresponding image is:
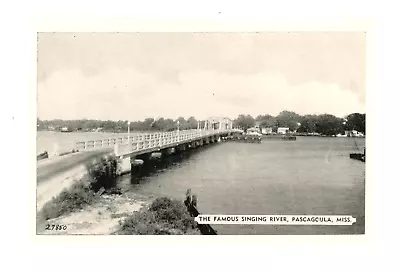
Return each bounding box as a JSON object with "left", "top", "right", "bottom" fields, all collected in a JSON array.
[
  {"left": 189, "top": 141, "right": 198, "bottom": 149},
  {"left": 209, "top": 136, "right": 217, "bottom": 143},
  {"left": 162, "top": 147, "right": 175, "bottom": 157},
  {"left": 151, "top": 152, "right": 162, "bottom": 160},
  {"left": 136, "top": 153, "right": 152, "bottom": 162},
  {"left": 117, "top": 156, "right": 131, "bottom": 175},
  {"left": 176, "top": 144, "right": 187, "bottom": 153},
  {"left": 135, "top": 153, "right": 158, "bottom": 175},
  {"left": 117, "top": 155, "right": 146, "bottom": 176}
]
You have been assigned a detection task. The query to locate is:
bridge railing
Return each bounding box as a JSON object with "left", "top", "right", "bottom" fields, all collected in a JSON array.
[
  {"left": 115, "top": 129, "right": 237, "bottom": 156},
  {"left": 76, "top": 128, "right": 240, "bottom": 154},
  {"left": 76, "top": 136, "right": 128, "bottom": 150}
]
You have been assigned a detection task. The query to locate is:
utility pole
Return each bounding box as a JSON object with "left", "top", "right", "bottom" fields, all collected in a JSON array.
[
  {"left": 177, "top": 120, "right": 180, "bottom": 140},
  {"left": 128, "top": 121, "right": 131, "bottom": 142}
]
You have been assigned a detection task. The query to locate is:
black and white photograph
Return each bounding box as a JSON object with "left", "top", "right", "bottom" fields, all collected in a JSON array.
[{"left": 36, "top": 31, "right": 366, "bottom": 235}]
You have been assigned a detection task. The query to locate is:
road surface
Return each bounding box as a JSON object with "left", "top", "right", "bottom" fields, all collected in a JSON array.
[{"left": 36, "top": 148, "right": 113, "bottom": 184}]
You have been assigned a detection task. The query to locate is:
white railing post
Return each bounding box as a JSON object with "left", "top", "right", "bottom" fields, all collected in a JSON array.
[{"left": 114, "top": 143, "right": 119, "bottom": 156}]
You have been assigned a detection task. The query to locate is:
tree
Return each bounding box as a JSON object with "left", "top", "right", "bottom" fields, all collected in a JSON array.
[
  {"left": 315, "top": 114, "right": 344, "bottom": 136},
  {"left": 345, "top": 113, "right": 365, "bottom": 134},
  {"left": 143, "top": 118, "right": 155, "bottom": 129},
  {"left": 255, "top": 114, "right": 277, "bottom": 128},
  {"left": 175, "top": 117, "right": 186, "bottom": 129},
  {"left": 275, "top": 111, "right": 302, "bottom": 131},
  {"left": 233, "top": 114, "right": 255, "bottom": 131},
  {"left": 186, "top": 116, "right": 198, "bottom": 129},
  {"left": 37, "top": 118, "right": 44, "bottom": 130},
  {"left": 297, "top": 115, "right": 318, "bottom": 133},
  {"left": 151, "top": 118, "right": 166, "bottom": 131}
]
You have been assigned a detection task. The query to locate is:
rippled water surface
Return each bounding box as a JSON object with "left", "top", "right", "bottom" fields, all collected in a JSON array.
[{"left": 119, "top": 136, "right": 365, "bottom": 235}]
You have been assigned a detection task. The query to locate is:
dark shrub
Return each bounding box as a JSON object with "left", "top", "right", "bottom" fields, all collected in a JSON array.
[
  {"left": 40, "top": 180, "right": 98, "bottom": 220},
  {"left": 149, "top": 197, "right": 174, "bottom": 211},
  {"left": 118, "top": 197, "right": 199, "bottom": 235},
  {"left": 86, "top": 155, "right": 118, "bottom": 191}
]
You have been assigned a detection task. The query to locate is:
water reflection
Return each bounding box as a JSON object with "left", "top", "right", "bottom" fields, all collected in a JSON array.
[
  {"left": 128, "top": 144, "right": 217, "bottom": 185},
  {"left": 119, "top": 137, "right": 365, "bottom": 235}
]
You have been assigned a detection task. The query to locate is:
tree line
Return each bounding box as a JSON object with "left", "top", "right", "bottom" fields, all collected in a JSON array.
[
  {"left": 233, "top": 111, "right": 365, "bottom": 136},
  {"left": 37, "top": 116, "right": 200, "bottom": 133},
  {"left": 37, "top": 111, "right": 365, "bottom": 136}
]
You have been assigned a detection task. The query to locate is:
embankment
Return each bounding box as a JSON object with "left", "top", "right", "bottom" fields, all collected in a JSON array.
[
  {"left": 37, "top": 165, "right": 87, "bottom": 212},
  {"left": 37, "top": 186, "right": 202, "bottom": 235},
  {"left": 36, "top": 151, "right": 208, "bottom": 235},
  {"left": 37, "top": 190, "right": 149, "bottom": 235}
]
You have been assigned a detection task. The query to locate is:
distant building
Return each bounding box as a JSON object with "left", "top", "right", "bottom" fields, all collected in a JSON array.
[
  {"left": 247, "top": 127, "right": 260, "bottom": 133},
  {"left": 246, "top": 127, "right": 262, "bottom": 136},
  {"left": 277, "top": 127, "right": 289, "bottom": 135},
  {"left": 60, "top": 127, "right": 72, "bottom": 132},
  {"left": 204, "top": 117, "right": 233, "bottom": 130},
  {"left": 345, "top": 130, "right": 364, "bottom": 137},
  {"left": 261, "top": 127, "right": 273, "bottom": 135}
]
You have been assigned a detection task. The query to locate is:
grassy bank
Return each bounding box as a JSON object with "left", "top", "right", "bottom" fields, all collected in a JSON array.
[
  {"left": 116, "top": 197, "right": 200, "bottom": 235},
  {"left": 38, "top": 179, "right": 99, "bottom": 221},
  {"left": 38, "top": 155, "right": 119, "bottom": 221}
]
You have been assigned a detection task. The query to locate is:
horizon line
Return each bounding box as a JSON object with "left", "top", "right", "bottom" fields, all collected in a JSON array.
[{"left": 37, "top": 110, "right": 366, "bottom": 122}]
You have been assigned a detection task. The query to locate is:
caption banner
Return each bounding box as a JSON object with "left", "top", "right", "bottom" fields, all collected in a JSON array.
[{"left": 195, "top": 215, "right": 357, "bottom": 225}]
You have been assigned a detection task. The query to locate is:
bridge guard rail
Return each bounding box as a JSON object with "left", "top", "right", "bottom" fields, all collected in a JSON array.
[{"left": 76, "top": 129, "right": 241, "bottom": 156}]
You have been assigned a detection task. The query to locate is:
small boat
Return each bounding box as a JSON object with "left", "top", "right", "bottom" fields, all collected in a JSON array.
[
  {"left": 37, "top": 151, "right": 48, "bottom": 161},
  {"left": 350, "top": 148, "right": 365, "bottom": 162}
]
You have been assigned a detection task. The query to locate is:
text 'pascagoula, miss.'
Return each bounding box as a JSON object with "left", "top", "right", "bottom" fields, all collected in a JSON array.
[{"left": 195, "top": 215, "right": 356, "bottom": 225}]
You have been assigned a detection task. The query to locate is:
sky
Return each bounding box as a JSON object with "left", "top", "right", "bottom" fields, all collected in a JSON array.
[{"left": 37, "top": 32, "right": 366, "bottom": 121}]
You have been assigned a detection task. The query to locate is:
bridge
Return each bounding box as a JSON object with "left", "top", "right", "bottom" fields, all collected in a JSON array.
[
  {"left": 74, "top": 117, "right": 242, "bottom": 174},
  {"left": 76, "top": 128, "right": 240, "bottom": 174},
  {"left": 76, "top": 129, "right": 239, "bottom": 156},
  {"left": 36, "top": 117, "right": 242, "bottom": 211}
]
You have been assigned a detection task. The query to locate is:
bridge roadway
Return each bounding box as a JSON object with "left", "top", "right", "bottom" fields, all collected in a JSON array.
[
  {"left": 37, "top": 148, "right": 113, "bottom": 183},
  {"left": 37, "top": 129, "right": 239, "bottom": 184},
  {"left": 76, "top": 128, "right": 239, "bottom": 158}
]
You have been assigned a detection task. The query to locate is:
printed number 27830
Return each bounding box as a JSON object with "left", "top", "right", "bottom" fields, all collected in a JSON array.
[{"left": 45, "top": 224, "right": 67, "bottom": 231}]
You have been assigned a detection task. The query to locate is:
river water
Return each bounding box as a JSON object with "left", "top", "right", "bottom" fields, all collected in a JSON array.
[
  {"left": 37, "top": 131, "right": 365, "bottom": 235},
  {"left": 119, "top": 136, "right": 365, "bottom": 235}
]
